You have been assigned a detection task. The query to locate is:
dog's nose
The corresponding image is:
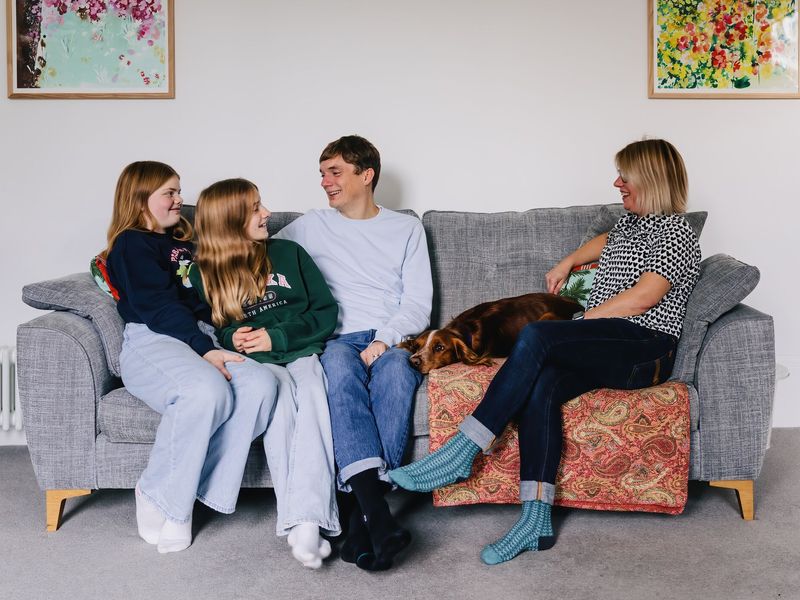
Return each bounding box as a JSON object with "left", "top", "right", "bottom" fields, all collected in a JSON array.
[{"left": 410, "top": 355, "right": 421, "bottom": 367}]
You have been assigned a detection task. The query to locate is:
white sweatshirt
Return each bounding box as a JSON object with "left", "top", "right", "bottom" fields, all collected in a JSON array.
[{"left": 274, "top": 207, "right": 433, "bottom": 346}]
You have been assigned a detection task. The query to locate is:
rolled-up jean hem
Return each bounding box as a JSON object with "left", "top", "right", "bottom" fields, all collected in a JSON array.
[
  {"left": 196, "top": 494, "right": 235, "bottom": 515},
  {"left": 459, "top": 415, "right": 496, "bottom": 451},
  {"left": 278, "top": 519, "right": 342, "bottom": 538},
  {"left": 520, "top": 480, "right": 555, "bottom": 504},
  {"left": 337, "top": 457, "right": 387, "bottom": 492}
]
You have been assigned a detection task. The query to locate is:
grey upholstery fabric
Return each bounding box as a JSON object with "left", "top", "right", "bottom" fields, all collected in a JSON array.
[
  {"left": 580, "top": 204, "right": 708, "bottom": 245},
  {"left": 22, "top": 273, "right": 125, "bottom": 377},
  {"left": 671, "top": 254, "right": 760, "bottom": 383},
  {"left": 693, "top": 304, "right": 775, "bottom": 480},
  {"left": 99, "top": 388, "right": 159, "bottom": 444},
  {"left": 15, "top": 205, "right": 775, "bottom": 497},
  {"left": 423, "top": 206, "right": 600, "bottom": 328}
]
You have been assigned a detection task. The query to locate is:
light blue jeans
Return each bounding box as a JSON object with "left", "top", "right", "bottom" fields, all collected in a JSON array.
[
  {"left": 120, "top": 322, "right": 279, "bottom": 523},
  {"left": 260, "top": 355, "right": 340, "bottom": 536},
  {"left": 319, "top": 330, "right": 423, "bottom": 490}
]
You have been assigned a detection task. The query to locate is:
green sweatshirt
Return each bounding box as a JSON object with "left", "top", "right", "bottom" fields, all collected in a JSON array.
[{"left": 188, "top": 239, "right": 338, "bottom": 365}]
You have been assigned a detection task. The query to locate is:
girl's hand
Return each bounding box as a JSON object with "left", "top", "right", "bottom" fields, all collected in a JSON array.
[
  {"left": 203, "top": 349, "right": 244, "bottom": 381},
  {"left": 361, "top": 340, "right": 388, "bottom": 367},
  {"left": 546, "top": 258, "right": 573, "bottom": 294},
  {"left": 234, "top": 327, "right": 272, "bottom": 354}
]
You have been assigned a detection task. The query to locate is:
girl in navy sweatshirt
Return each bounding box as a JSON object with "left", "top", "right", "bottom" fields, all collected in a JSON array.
[
  {"left": 104, "top": 162, "right": 279, "bottom": 554},
  {"left": 190, "top": 178, "right": 340, "bottom": 568}
]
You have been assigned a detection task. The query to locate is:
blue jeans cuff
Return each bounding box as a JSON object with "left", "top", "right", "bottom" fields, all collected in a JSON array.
[
  {"left": 459, "top": 415, "right": 496, "bottom": 451},
  {"left": 337, "top": 457, "right": 388, "bottom": 492},
  {"left": 520, "top": 480, "right": 555, "bottom": 504}
]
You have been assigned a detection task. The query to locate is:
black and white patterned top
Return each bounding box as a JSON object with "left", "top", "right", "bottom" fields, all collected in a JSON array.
[{"left": 586, "top": 212, "right": 701, "bottom": 338}]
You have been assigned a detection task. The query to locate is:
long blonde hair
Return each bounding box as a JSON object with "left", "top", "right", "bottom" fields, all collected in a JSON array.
[
  {"left": 615, "top": 139, "right": 688, "bottom": 215},
  {"left": 101, "top": 161, "right": 192, "bottom": 259},
  {"left": 195, "top": 178, "right": 271, "bottom": 327}
]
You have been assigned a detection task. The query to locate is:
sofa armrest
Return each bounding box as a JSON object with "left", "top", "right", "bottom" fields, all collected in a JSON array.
[
  {"left": 693, "top": 303, "right": 775, "bottom": 481},
  {"left": 17, "top": 311, "right": 120, "bottom": 490}
]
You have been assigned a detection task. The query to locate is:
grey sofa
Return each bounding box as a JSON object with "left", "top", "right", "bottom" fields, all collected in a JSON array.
[{"left": 17, "top": 204, "right": 775, "bottom": 531}]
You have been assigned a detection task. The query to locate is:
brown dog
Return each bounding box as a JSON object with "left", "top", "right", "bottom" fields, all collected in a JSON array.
[{"left": 399, "top": 292, "right": 582, "bottom": 374}]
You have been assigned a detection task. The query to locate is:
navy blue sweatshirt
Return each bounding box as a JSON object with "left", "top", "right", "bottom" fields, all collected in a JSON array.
[{"left": 106, "top": 229, "right": 215, "bottom": 356}]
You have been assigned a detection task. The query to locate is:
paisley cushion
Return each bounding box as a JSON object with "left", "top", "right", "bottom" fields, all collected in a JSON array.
[{"left": 428, "top": 361, "right": 690, "bottom": 515}]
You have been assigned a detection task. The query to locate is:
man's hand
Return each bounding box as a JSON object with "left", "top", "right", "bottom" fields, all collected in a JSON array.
[
  {"left": 361, "top": 340, "right": 389, "bottom": 367},
  {"left": 203, "top": 349, "right": 245, "bottom": 381},
  {"left": 232, "top": 326, "right": 272, "bottom": 354}
]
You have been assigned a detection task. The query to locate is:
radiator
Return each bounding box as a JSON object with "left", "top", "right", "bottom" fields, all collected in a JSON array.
[{"left": 0, "top": 346, "right": 22, "bottom": 432}]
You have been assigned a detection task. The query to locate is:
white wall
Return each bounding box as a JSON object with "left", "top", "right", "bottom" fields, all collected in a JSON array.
[{"left": 1, "top": 0, "right": 797, "bottom": 424}]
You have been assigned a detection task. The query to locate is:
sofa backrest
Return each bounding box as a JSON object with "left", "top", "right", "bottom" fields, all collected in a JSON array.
[{"left": 423, "top": 205, "right": 604, "bottom": 328}]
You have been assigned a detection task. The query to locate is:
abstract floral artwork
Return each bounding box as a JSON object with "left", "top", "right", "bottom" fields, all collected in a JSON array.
[
  {"left": 650, "top": 0, "right": 799, "bottom": 97},
  {"left": 7, "top": 0, "right": 174, "bottom": 98}
]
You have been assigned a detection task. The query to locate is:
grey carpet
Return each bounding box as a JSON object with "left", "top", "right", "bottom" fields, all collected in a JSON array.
[{"left": 2, "top": 430, "right": 799, "bottom": 600}]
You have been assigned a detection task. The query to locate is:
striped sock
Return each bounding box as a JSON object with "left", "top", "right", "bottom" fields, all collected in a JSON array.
[
  {"left": 388, "top": 431, "right": 479, "bottom": 492},
  {"left": 480, "top": 500, "right": 555, "bottom": 565}
]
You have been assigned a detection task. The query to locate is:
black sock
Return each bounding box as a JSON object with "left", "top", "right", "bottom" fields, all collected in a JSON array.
[
  {"left": 347, "top": 469, "right": 411, "bottom": 567},
  {"left": 340, "top": 504, "right": 372, "bottom": 564}
]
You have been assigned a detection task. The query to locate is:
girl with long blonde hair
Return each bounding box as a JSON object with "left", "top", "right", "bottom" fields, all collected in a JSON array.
[
  {"left": 104, "top": 162, "right": 279, "bottom": 554},
  {"left": 191, "top": 178, "right": 340, "bottom": 569}
]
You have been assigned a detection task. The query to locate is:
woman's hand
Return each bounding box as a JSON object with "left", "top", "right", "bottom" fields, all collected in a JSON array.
[
  {"left": 361, "top": 340, "right": 388, "bottom": 367},
  {"left": 232, "top": 326, "right": 272, "bottom": 354},
  {"left": 203, "top": 349, "right": 245, "bottom": 381},
  {"left": 546, "top": 258, "right": 573, "bottom": 295}
]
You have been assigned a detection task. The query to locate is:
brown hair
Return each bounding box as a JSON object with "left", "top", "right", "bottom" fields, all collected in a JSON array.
[
  {"left": 615, "top": 139, "right": 688, "bottom": 215},
  {"left": 101, "top": 161, "right": 191, "bottom": 258},
  {"left": 194, "top": 178, "right": 271, "bottom": 328},
  {"left": 319, "top": 135, "right": 381, "bottom": 191}
]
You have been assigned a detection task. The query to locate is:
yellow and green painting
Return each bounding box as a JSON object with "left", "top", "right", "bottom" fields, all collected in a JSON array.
[
  {"left": 12, "top": 0, "right": 170, "bottom": 95},
  {"left": 654, "top": 0, "right": 798, "bottom": 94}
]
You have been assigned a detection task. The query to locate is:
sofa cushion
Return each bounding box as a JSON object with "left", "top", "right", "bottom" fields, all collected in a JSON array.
[
  {"left": 99, "top": 388, "right": 160, "bottom": 443},
  {"left": 671, "top": 254, "right": 760, "bottom": 383},
  {"left": 423, "top": 205, "right": 603, "bottom": 328},
  {"left": 22, "top": 272, "right": 126, "bottom": 377},
  {"left": 581, "top": 204, "right": 708, "bottom": 244}
]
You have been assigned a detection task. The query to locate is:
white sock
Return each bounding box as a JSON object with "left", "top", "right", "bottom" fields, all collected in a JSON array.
[
  {"left": 135, "top": 485, "right": 164, "bottom": 545},
  {"left": 287, "top": 523, "right": 323, "bottom": 569},
  {"left": 157, "top": 515, "right": 193, "bottom": 554}
]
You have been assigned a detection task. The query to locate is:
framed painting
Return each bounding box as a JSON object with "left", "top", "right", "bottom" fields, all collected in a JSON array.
[
  {"left": 6, "top": 0, "right": 174, "bottom": 99},
  {"left": 649, "top": 0, "right": 799, "bottom": 98}
]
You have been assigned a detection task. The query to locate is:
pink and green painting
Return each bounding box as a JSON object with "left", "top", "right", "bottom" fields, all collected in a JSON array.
[
  {"left": 9, "top": 0, "right": 172, "bottom": 97},
  {"left": 652, "top": 0, "right": 798, "bottom": 96}
]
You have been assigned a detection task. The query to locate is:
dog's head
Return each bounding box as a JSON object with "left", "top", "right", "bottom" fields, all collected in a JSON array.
[{"left": 399, "top": 328, "right": 494, "bottom": 374}]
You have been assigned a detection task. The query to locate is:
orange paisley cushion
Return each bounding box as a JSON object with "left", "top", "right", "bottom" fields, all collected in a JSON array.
[{"left": 428, "top": 361, "right": 690, "bottom": 515}]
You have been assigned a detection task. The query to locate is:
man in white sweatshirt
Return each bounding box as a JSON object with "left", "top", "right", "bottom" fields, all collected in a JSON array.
[{"left": 274, "top": 135, "right": 433, "bottom": 571}]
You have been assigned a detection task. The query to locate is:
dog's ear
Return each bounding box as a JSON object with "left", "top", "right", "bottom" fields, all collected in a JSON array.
[
  {"left": 398, "top": 332, "right": 426, "bottom": 353},
  {"left": 452, "top": 337, "right": 494, "bottom": 367}
]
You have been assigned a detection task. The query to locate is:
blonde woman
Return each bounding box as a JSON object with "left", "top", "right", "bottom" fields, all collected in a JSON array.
[
  {"left": 390, "top": 139, "right": 702, "bottom": 564},
  {"left": 190, "top": 178, "right": 340, "bottom": 569}
]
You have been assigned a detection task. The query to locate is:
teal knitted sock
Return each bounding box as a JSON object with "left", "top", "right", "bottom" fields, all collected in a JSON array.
[
  {"left": 388, "top": 431, "right": 480, "bottom": 492},
  {"left": 480, "top": 500, "right": 555, "bottom": 565}
]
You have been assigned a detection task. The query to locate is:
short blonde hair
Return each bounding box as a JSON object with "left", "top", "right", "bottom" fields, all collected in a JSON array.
[
  {"left": 615, "top": 139, "right": 688, "bottom": 215},
  {"left": 194, "top": 178, "right": 271, "bottom": 328}
]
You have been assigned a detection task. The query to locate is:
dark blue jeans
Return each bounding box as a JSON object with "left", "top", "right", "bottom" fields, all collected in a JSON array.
[
  {"left": 463, "top": 318, "right": 676, "bottom": 502},
  {"left": 320, "top": 330, "right": 424, "bottom": 490}
]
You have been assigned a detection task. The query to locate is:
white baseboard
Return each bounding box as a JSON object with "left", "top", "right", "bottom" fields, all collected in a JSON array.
[
  {"left": 773, "top": 356, "right": 800, "bottom": 428},
  {"left": 0, "top": 429, "right": 27, "bottom": 446}
]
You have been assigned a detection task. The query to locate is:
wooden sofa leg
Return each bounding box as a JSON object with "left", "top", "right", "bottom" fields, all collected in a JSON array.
[
  {"left": 46, "top": 489, "right": 92, "bottom": 532},
  {"left": 709, "top": 480, "right": 754, "bottom": 520}
]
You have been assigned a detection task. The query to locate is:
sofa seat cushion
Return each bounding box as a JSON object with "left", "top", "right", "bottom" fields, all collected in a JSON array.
[
  {"left": 427, "top": 361, "right": 691, "bottom": 515},
  {"left": 99, "top": 388, "right": 160, "bottom": 443}
]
